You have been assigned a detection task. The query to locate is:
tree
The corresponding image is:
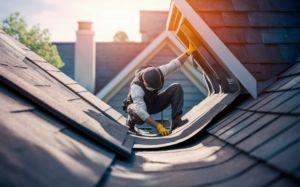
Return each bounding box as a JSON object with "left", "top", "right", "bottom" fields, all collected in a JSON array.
[
  {"left": 1, "top": 12, "right": 65, "bottom": 69},
  {"left": 114, "top": 31, "right": 129, "bottom": 42}
]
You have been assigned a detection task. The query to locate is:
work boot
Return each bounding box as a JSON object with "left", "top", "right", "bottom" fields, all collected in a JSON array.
[{"left": 171, "top": 110, "right": 188, "bottom": 130}]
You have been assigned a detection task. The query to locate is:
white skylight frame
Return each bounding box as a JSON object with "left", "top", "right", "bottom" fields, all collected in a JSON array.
[{"left": 167, "top": 0, "right": 258, "bottom": 98}]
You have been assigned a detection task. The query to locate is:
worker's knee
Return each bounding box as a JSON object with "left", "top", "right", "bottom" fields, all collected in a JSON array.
[
  {"left": 127, "top": 104, "right": 144, "bottom": 125},
  {"left": 170, "top": 83, "right": 183, "bottom": 92}
]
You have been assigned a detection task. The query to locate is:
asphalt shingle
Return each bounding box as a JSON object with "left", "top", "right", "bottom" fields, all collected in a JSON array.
[
  {"left": 187, "top": 0, "right": 300, "bottom": 82},
  {"left": 231, "top": 0, "right": 261, "bottom": 11},
  {"left": 257, "top": 0, "right": 280, "bottom": 11},
  {"left": 236, "top": 115, "right": 300, "bottom": 152}
]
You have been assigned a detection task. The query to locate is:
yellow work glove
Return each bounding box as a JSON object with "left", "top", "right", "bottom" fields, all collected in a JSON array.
[
  {"left": 156, "top": 123, "right": 170, "bottom": 136},
  {"left": 186, "top": 43, "right": 196, "bottom": 56}
]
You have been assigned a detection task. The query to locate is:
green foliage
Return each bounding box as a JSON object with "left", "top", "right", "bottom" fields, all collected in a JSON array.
[
  {"left": 114, "top": 31, "right": 129, "bottom": 42},
  {"left": 1, "top": 12, "right": 64, "bottom": 68}
]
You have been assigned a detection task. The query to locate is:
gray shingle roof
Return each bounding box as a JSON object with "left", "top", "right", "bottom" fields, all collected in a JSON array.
[
  {"left": 207, "top": 60, "right": 300, "bottom": 181},
  {"left": 0, "top": 83, "right": 115, "bottom": 187},
  {"left": 98, "top": 56, "right": 300, "bottom": 187},
  {"left": 0, "top": 29, "right": 133, "bottom": 186},
  {"left": 187, "top": 0, "right": 300, "bottom": 81},
  {"left": 1, "top": 3, "right": 300, "bottom": 186}
]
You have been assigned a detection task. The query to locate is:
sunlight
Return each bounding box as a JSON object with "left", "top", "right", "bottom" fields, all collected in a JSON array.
[
  {"left": 100, "top": 9, "right": 134, "bottom": 18},
  {"left": 0, "top": 0, "right": 171, "bottom": 42},
  {"left": 137, "top": 143, "right": 221, "bottom": 171},
  {"left": 1, "top": 0, "right": 172, "bottom": 42}
]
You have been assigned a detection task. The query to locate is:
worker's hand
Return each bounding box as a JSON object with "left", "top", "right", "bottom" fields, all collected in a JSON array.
[
  {"left": 156, "top": 123, "right": 170, "bottom": 136},
  {"left": 186, "top": 43, "right": 196, "bottom": 56}
]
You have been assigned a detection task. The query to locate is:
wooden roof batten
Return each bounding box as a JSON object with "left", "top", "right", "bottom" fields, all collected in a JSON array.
[{"left": 167, "top": 0, "right": 258, "bottom": 99}]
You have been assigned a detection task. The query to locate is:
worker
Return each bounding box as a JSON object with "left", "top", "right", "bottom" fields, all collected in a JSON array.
[{"left": 122, "top": 43, "right": 197, "bottom": 136}]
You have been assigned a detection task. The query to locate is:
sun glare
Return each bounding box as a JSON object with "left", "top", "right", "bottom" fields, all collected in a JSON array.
[{"left": 1, "top": 0, "right": 171, "bottom": 42}]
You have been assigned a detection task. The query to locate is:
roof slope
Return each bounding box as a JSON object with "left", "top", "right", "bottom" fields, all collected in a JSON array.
[
  {"left": 187, "top": 0, "right": 300, "bottom": 81},
  {"left": 100, "top": 134, "right": 298, "bottom": 186},
  {"left": 99, "top": 52, "right": 300, "bottom": 187},
  {"left": 2, "top": 5, "right": 300, "bottom": 186},
  {"left": 0, "top": 83, "right": 115, "bottom": 187},
  {"left": 0, "top": 29, "right": 134, "bottom": 185},
  {"left": 207, "top": 59, "right": 300, "bottom": 181}
]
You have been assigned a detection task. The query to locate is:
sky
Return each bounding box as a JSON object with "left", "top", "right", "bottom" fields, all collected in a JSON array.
[{"left": 0, "top": 0, "right": 171, "bottom": 42}]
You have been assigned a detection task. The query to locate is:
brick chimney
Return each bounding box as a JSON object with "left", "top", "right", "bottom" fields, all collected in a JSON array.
[{"left": 75, "top": 21, "right": 95, "bottom": 93}]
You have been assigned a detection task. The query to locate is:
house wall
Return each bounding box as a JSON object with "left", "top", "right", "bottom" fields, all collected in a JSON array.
[
  {"left": 95, "top": 43, "right": 149, "bottom": 94},
  {"left": 53, "top": 42, "right": 75, "bottom": 79},
  {"left": 107, "top": 46, "right": 206, "bottom": 122},
  {"left": 52, "top": 42, "right": 149, "bottom": 94}
]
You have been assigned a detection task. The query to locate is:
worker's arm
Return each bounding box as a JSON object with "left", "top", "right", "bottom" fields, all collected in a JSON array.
[
  {"left": 158, "top": 43, "right": 196, "bottom": 78},
  {"left": 144, "top": 114, "right": 169, "bottom": 136},
  {"left": 131, "top": 85, "right": 159, "bottom": 128},
  {"left": 177, "top": 53, "right": 189, "bottom": 65},
  {"left": 131, "top": 84, "right": 150, "bottom": 121},
  {"left": 131, "top": 85, "right": 170, "bottom": 136},
  {"left": 144, "top": 116, "right": 158, "bottom": 128},
  {"left": 178, "top": 43, "right": 197, "bottom": 64},
  {"left": 144, "top": 117, "right": 169, "bottom": 136}
]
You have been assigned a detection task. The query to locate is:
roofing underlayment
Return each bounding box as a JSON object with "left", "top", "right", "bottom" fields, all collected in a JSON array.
[{"left": 1, "top": 0, "right": 300, "bottom": 186}]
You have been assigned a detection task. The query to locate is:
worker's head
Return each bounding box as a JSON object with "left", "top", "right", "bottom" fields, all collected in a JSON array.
[{"left": 142, "top": 67, "right": 162, "bottom": 91}]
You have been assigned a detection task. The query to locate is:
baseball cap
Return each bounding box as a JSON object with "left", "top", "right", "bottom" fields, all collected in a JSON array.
[{"left": 143, "top": 67, "right": 162, "bottom": 90}]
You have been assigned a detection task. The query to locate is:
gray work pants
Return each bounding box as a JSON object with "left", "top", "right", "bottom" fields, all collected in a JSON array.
[{"left": 127, "top": 83, "right": 184, "bottom": 125}]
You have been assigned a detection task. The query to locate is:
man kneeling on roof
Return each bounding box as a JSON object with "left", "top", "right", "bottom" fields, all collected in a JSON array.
[{"left": 122, "top": 43, "right": 196, "bottom": 136}]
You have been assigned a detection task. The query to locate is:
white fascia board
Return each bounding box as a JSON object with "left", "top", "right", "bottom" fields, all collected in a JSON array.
[
  {"left": 166, "top": 31, "right": 186, "bottom": 51},
  {"left": 173, "top": 0, "right": 257, "bottom": 99},
  {"left": 167, "top": 31, "right": 206, "bottom": 86},
  {"left": 96, "top": 30, "right": 170, "bottom": 100}
]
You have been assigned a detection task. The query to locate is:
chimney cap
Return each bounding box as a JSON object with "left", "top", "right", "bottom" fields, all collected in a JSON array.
[{"left": 78, "top": 22, "right": 93, "bottom": 30}]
